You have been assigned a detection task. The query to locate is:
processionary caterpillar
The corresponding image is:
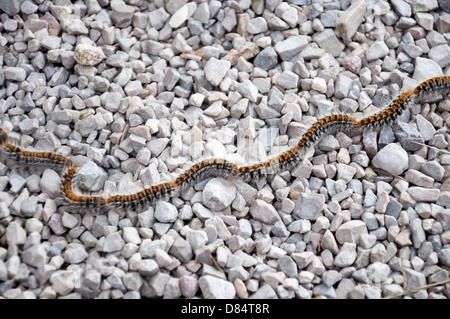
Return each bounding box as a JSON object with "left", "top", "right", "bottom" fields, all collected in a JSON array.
[{"left": 1, "top": 76, "right": 449, "bottom": 210}]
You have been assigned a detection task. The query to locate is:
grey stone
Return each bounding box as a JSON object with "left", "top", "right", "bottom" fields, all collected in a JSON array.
[
  {"left": 237, "top": 80, "right": 259, "bottom": 102},
  {"left": 372, "top": 143, "right": 408, "bottom": 175},
  {"left": 64, "top": 244, "right": 88, "bottom": 264},
  {"left": 123, "top": 272, "right": 142, "bottom": 291},
  {"left": 202, "top": 178, "right": 236, "bottom": 211},
  {"left": 250, "top": 284, "right": 278, "bottom": 299},
  {"left": 395, "top": 122, "right": 424, "bottom": 151},
  {"left": 50, "top": 270, "right": 77, "bottom": 296},
  {"left": 279, "top": 256, "right": 298, "bottom": 277},
  {"left": 438, "top": 249, "right": 450, "bottom": 267},
  {"left": 334, "top": 242, "right": 357, "bottom": 267},
  {"left": 413, "top": 57, "right": 443, "bottom": 82},
  {"left": 169, "top": 2, "right": 196, "bottom": 28},
  {"left": 391, "top": 0, "right": 412, "bottom": 16},
  {"left": 367, "top": 262, "right": 391, "bottom": 283},
  {"left": 110, "top": 0, "right": 135, "bottom": 28},
  {"left": 103, "top": 232, "right": 125, "bottom": 253},
  {"left": 322, "top": 270, "right": 342, "bottom": 287},
  {"left": 148, "top": 8, "right": 170, "bottom": 30},
  {"left": 204, "top": 58, "right": 231, "bottom": 86},
  {"left": 199, "top": 275, "right": 236, "bottom": 299},
  {"left": 404, "top": 268, "right": 427, "bottom": 291},
  {"left": 21, "top": 196, "right": 38, "bottom": 217},
  {"left": 366, "top": 41, "right": 390, "bottom": 61},
  {"left": 312, "top": 29, "right": 345, "bottom": 57},
  {"left": 4, "top": 67, "right": 26, "bottom": 81},
  {"left": 277, "top": 71, "right": 299, "bottom": 89},
  {"left": 274, "top": 35, "right": 308, "bottom": 61},
  {"left": 179, "top": 275, "right": 198, "bottom": 298},
  {"left": 335, "top": 220, "right": 368, "bottom": 244},
  {"left": 76, "top": 161, "right": 107, "bottom": 192},
  {"left": 169, "top": 237, "right": 193, "bottom": 263},
  {"left": 6, "top": 222, "right": 26, "bottom": 246},
  {"left": 408, "top": 187, "right": 440, "bottom": 202},
  {"left": 0, "top": 0, "right": 23, "bottom": 16},
  {"left": 294, "top": 193, "right": 325, "bottom": 221},
  {"left": 247, "top": 17, "right": 268, "bottom": 34},
  {"left": 250, "top": 199, "right": 280, "bottom": 224},
  {"left": 137, "top": 259, "right": 159, "bottom": 277},
  {"left": 154, "top": 201, "right": 178, "bottom": 223},
  {"left": 336, "top": 0, "right": 366, "bottom": 41},
  {"left": 22, "top": 244, "right": 47, "bottom": 268}
]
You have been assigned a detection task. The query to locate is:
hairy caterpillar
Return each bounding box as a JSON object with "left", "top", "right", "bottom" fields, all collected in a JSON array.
[{"left": 1, "top": 76, "right": 449, "bottom": 209}]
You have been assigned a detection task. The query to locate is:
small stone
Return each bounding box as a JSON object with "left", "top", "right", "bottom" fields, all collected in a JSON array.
[
  {"left": 22, "top": 244, "right": 48, "bottom": 268},
  {"left": 408, "top": 187, "right": 440, "bottom": 202},
  {"left": 148, "top": 8, "right": 170, "bottom": 30},
  {"left": 61, "top": 212, "right": 78, "bottom": 229},
  {"left": 103, "top": 232, "right": 125, "bottom": 253},
  {"left": 312, "top": 29, "right": 345, "bottom": 57},
  {"left": 21, "top": 196, "right": 38, "bottom": 217},
  {"left": 254, "top": 47, "right": 278, "bottom": 71},
  {"left": 64, "top": 244, "right": 88, "bottom": 264},
  {"left": 250, "top": 200, "right": 281, "bottom": 224},
  {"left": 336, "top": 0, "right": 366, "bottom": 41},
  {"left": 277, "top": 71, "right": 299, "bottom": 89},
  {"left": 6, "top": 222, "right": 27, "bottom": 246},
  {"left": 322, "top": 270, "right": 342, "bottom": 287},
  {"left": 294, "top": 193, "right": 325, "bottom": 221},
  {"left": 404, "top": 268, "right": 427, "bottom": 291},
  {"left": 110, "top": 0, "right": 135, "bottom": 28},
  {"left": 154, "top": 201, "right": 178, "bottom": 223},
  {"left": 180, "top": 275, "right": 198, "bottom": 298},
  {"left": 50, "top": 270, "right": 77, "bottom": 296},
  {"left": 395, "top": 122, "right": 424, "bottom": 151},
  {"left": 64, "top": 18, "right": 89, "bottom": 35},
  {"left": 367, "top": 262, "right": 391, "bottom": 283},
  {"left": 334, "top": 243, "right": 357, "bottom": 267},
  {"left": 76, "top": 161, "right": 107, "bottom": 192},
  {"left": 438, "top": 249, "right": 450, "bottom": 267},
  {"left": 274, "top": 35, "right": 308, "bottom": 61},
  {"left": 202, "top": 178, "right": 236, "bottom": 211},
  {"left": 123, "top": 272, "right": 142, "bottom": 291},
  {"left": 391, "top": 0, "right": 412, "bottom": 16},
  {"left": 169, "top": 2, "right": 197, "bottom": 28},
  {"left": 279, "top": 256, "right": 298, "bottom": 277},
  {"left": 4, "top": 67, "right": 26, "bottom": 82},
  {"left": 237, "top": 80, "right": 259, "bottom": 102},
  {"left": 204, "top": 58, "right": 231, "bottom": 86},
  {"left": 372, "top": 143, "right": 408, "bottom": 175},
  {"left": 247, "top": 17, "right": 268, "bottom": 34},
  {"left": 199, "top": 275, "right": 236, "bottom": 299},
  {"left": 335, "top": 220, "right": 368, "bottom": 244},
  {"left": 73, "top": 44, "right": 104, "bottom": 66},
  {"left": 136, "top": 259, "right": 159, "bottom": 277},
  {"left": 169, "top": 237, "right": 193, "bottom": 263},
  {"left": 415, "top": 114, "right": 436, "bottom": 142},
  {"left": 185, "top": 229, "right": 208, "bottom": 250},
  {"left": 123, "top": 227, "right": 141, "bottom": 244},
  {"left": 413, "top": 57, "right": 443, "bottom": 82},
  {"left": 366, "top": 41, "right": 390, "bottom": 61},
  {"left": 250, "top": 284, "right": 278, "bottom": 299}
]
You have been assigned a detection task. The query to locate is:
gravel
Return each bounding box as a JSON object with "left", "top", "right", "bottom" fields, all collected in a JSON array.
[{"left": 0, "top": 0, "right": 449, "bottom": 300}]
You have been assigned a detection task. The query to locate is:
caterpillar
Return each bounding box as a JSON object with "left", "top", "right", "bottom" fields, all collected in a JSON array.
[
  {"left": 1, "top": 76, "right": 449, "bottom": 210},
  {"left": 0, "top": 127, "right": 72, "bottom": 168}
]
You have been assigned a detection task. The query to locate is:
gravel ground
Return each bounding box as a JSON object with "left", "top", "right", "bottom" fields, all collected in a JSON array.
[{"left": 0, "top": 0, "right": 450, "bottom": 299}]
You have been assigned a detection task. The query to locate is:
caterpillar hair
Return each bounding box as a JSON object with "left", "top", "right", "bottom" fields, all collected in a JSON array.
[
  {"left": 412, "top": 75, "right": 450, "bottom": 99},
  {"left": 358, "top": 90, "right": 414, "bottom": 129}
]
